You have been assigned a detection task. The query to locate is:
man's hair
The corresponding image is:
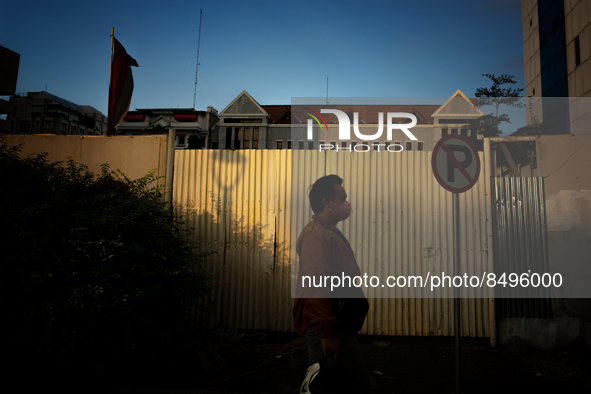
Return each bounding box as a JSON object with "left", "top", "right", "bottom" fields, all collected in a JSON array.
[{"left": 308, "top": 174, "right": 343, "bottom": 214}]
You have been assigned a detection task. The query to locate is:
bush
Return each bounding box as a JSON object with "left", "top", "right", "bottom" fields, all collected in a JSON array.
[{"left": 0, "top": 139, "right": 215, "bottom": 385}]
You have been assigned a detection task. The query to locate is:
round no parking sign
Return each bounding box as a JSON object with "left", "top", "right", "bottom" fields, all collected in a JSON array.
[{"left": 431, "top": 134, "right": 480, "bottom": 193}]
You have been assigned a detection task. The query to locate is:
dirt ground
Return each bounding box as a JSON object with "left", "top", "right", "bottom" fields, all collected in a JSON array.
[{"left": 96, "top": 329, "right": 591, "bottom": 394}]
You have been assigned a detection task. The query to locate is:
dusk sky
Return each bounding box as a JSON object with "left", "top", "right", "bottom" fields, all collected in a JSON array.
[{"left": 2, "top": 0, "right": 524, "bottom": 127}]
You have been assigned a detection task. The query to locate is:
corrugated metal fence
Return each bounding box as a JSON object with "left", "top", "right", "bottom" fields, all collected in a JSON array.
[
  {"left": 173, "top": 149, "right": 495, "bottom": 337},
  {"left": 492, "top": 177, "right": 553, "bottom": 318}
]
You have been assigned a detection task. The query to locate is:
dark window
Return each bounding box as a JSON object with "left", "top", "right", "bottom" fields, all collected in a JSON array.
[
  {"left": 330, "top": 141, "right": 336, "bottom": 150},
  {"left": 451, "top": 128, "right": 458, "bottom": 134},
  {"left": 277, "top": 140, "right": 283, "bottom": 149},
  {"left": 225, "top": 128, "right": 232, "bottom": 149},
  {"left": 438, "top": 119, "right": 470, "bottom": 124},
  {"left": 233, "top": 127, "right": 241, "bottom": 148},
  {"left": 461, "top": 129, "right": 468, "bottom": 137},
  {"left": 287, "top": 141, "right": 292, "bottom": 149},
  {"left": 211, "top": 142, "right": 219, "bottom": 149},
  {"left": 575, "top": 36, "right": 581, "bottom": 66},
  {"left": 19, "top": 120, "right": 30, "bottom": 133},
  {"left": 417, "top": 142, "right": 424, "bottom": 151},
  {"left": 31, "top": 105, "right": 43, "bottom": 116},
  {"left": 308, "top": 141, "right": 314, "bottom": 150},
  {"left": 298, "top": 141, "right": 304, "bottom": 150},
  {"left": 341, "top": 141, "right": 347, "bottom": 148},
  {"left": 442, "top": 128, "right": 448, "bottom": 137},
  {"left": 406, "top": 141, "right": 412, "bottom": 151}
]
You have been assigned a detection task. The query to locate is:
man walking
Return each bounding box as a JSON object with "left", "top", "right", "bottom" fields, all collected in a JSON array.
[{"left": 293, "top": 175, "right": 369, "bottom": 394}]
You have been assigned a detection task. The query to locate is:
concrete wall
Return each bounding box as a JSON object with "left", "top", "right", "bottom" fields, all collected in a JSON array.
[
  {"left": 3, "top": 134, "right": 168, "bottom": 186},
  {"left": 537, "top": 134, "right": 591, "bottom": 320}
]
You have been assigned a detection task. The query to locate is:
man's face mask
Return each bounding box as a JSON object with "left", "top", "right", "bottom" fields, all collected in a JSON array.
[{"left": 329, "top": 199, "right": 352, "bottom": 221}]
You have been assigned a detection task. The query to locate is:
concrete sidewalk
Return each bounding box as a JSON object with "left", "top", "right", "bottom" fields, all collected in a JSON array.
[{"left": 102, "top": 333, "right": 591, "bottom": 394}]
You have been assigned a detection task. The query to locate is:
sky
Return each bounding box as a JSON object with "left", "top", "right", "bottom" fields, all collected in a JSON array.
[{"left": 1, "top": 0, "right": 525, "bottom": 130}]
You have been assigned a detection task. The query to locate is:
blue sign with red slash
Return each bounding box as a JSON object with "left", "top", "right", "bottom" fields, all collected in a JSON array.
[{"left": 431, "top": 134, "right": 480, "bottom": 193}]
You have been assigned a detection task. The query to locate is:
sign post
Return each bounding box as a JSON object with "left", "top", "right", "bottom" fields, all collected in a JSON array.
[{"left": 431, "top": 134, "right": 481, "bottom": 394}]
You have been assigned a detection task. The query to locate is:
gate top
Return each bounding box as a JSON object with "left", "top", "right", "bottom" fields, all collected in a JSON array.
[{"left": 431, "top": 134, "right": 480, "bottom": 193}]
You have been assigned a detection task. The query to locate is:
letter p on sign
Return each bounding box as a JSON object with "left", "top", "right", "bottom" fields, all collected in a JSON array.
[{"left": 432, "top": 134, "right": 480, "bottom": 193}]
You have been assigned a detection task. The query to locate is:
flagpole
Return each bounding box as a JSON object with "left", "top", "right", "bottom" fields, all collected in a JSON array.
[{"left": 109, "top": 27, "right": 114, "bottom": 91}]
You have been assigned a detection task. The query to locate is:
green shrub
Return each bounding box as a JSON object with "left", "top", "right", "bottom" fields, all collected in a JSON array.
[{"left": 0, "top": 139, "right": 215, "bottom": 381}]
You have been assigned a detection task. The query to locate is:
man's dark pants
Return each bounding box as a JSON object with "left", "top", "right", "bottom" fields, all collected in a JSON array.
[{"left": 303, "top": 325, "right": 370, "bottom": 393}]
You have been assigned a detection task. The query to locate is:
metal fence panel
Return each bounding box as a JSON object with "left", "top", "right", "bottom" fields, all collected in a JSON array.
[
  {"left": 174, "top": 149, "right": 493, "bottom": 337},
  {"left": 492, "top": 177, "right": 552, "bottom": 319}
]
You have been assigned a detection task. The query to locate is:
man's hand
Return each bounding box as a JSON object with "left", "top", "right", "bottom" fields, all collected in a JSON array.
[{"left": 322, "top": 337, "right": 340, "bottom": 359}]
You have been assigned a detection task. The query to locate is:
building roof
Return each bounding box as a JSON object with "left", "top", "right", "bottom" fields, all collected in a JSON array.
[
  {"left": 288, "top": 104, "right": 440, "bottom": 125},
  {"left": 32, "top": 91, "right": 81, "bottom": 112},
  {"left": 78, "top": 105, "right": 106, "bottom": 117}
]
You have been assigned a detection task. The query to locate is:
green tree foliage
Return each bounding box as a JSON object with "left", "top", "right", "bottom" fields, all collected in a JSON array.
[
  {"left": 187, "top": 134, "right": 206, "bottom": 149},
  {"left": 473, "top": 73, "right": 524, "bottom": 137},
  {"left": 0, "top": 138, "right": 215, "bottom": 385}
]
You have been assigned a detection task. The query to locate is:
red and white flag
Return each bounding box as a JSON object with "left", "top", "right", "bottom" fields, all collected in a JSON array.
[{"left": 107, "top": 37, "right": 138, "bottom": 136}]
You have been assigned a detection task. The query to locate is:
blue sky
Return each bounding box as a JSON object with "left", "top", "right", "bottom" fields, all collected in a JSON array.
[{"left": 1, "top": 0, "right": 524, "bottom": 128}]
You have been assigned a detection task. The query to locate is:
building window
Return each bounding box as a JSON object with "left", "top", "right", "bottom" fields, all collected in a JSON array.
[
  {"left": 575, "top": 35, "right": 581, "bottom": 67},
  {"left": 287, "top": 141, "right": 293, "bottom": 149},
  {"left": 177, "top": 134, "right": 186, "bottom": 146},
  {"left": 442, "top": 128, "right": 448, "bottom": 137},
  {"left": 461, "top": 129, "right": 468, "bottom": 137},
  {"left": 252, "top": 128, "right": 259, "bottom": 149},
  {"left": 451, "top": 128, "right": 458, "bottom": 134},
  {"left": 31, "top": 105, "right": 43, "bottom": 116},
  {"left": 417, "top": 142, "right": 424, "bottom": 151},
  {"left": 45, "top": 121, "right": 52, "bottom": 132},
  {"left": 19, "top": 120, "right": 31, "bottom": 133},
  {"left": 277, "top": 140, "right": 283, "bottom": 149},
  {"left": 70, "top": 126, "right": 76, "bottom": 135},
  {"left": 308, "top": 141, "right": 314, "bottom": 150},
  {"left": 330, "top": 141, "right": 336, "bottom": 150},
  {"left": 61, "top": 123, "right": 67, "bottom": 134},
  {"left": 341, "top": 141, "right": 347, "bottom": 148},
  {"left": 384, "top": 141, "right": 390, "bottom": 150},
  {"left": 244, "top": 128, "right": 250, "bottom": 149},
  {"left": 298, "top": 141, "right": 304, "bottom": 150},
  {"left": 406, "top": 141, "right": 413, "bottom": 151},
  {"left": 234, "top": 127, "right": 241, "bottom": 149},
  {"left": 35, "top": 121, "right": 40, "bottom": 133}
]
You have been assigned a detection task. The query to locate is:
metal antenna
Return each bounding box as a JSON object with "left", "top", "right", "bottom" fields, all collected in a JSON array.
[{"left": 193, "top": 9, "right": 203, "bottom": 109}]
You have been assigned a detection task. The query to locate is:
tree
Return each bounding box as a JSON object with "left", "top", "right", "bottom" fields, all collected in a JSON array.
[
  {"left": 473, "top": 73, "right": 524, "bottom": 137},
  {"left": 0, "top": 138, "right": 215, "bottom": 387}
]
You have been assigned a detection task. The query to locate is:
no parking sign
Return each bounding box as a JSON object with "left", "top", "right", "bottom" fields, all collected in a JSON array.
[
  {"left": 431, "top": 133, "right": 481, "bottom": 393},
  {"left": 431, "top": 134, "right": 480, "bottom": 193}
]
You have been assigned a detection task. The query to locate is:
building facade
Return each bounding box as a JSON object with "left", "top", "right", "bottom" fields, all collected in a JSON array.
[
  {"left": 522, "top": 0, "right": 591, "bottom": 133},
  {"left": 0, "top": 46, "right": 20, "bottom": 134},
  {"left": 116, "top": 107, "right": 219, "bottom": 149},
  {"left": 6, "top": 92, "right": 108, "bottom": 136},
  {"left": 211, "top": 90, "right": 483, "bottom": 151}
]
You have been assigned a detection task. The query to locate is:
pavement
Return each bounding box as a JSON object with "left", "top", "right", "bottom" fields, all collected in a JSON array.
[{"left": 95, "top": 331, "right": 591, "bottom": 394}]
